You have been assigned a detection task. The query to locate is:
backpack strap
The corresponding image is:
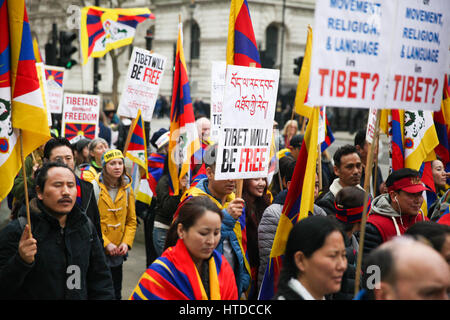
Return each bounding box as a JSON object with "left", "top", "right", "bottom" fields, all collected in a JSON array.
[{"left": 92, "top": 179, "right": 100, "bottom": 204}]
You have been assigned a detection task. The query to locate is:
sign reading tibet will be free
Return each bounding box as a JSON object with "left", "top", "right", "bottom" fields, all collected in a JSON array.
[
  {"left": 215, "top": 65, "right": 279, "bottom": 181},
  {"left": 308, "top": 0, "right": 450, "bottom": 111},
  {"left": 117, "top": 47, "right": 166, "bottom": 121}
]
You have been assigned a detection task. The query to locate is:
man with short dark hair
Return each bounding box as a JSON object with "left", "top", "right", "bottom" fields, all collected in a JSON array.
[
  {"left": 363, "top": 168, "right": 429, "bottom": 257},
  {"left": 0, "top": 162, "right": 114, "bottom": 299},
  {"left": 359, "top": 236, "right": 450, "bottom": 300},
  {"left": 315, "top": 144, "right": 363, "bottom": 216},
  {"left": 43, "top": 137, "right": 102, "bottom": 239}
]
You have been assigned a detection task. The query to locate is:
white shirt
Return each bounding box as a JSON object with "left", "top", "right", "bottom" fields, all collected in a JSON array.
[{"left": 278, "top": 278, "right": 325, "bottom": 300}]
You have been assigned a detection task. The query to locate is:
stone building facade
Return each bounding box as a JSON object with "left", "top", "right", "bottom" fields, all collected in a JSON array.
[{"left": 27, "top": 0, "right": 315, "bottom": 111}]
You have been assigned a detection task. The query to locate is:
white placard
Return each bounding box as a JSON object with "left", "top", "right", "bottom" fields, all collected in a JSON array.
[
  {"left": 385, "top": 0, "right": 450, "bottom": 110},
  {"left": 117, "top": 47, "right": 166, "bottom": 121},
  {"left": 308, "top": 0, "right": 450, "bottom": 111},
  {"left": 62, "top": 93, "right": 100, "bottom": 143},
  {"left": 210, "top": 61, "right": 226, "bottom": 143},
  {"left": 44, "top": 65, "right": 65, "bottom": 114},
  {"left": 215, "top": 65, "right": 279, "bottom": 180},
  {"left": 366, "top": 107, "right": 377, "bottom": 144},
  {"left": 35, "top": 63, "right": 52, "bottom": 127}
]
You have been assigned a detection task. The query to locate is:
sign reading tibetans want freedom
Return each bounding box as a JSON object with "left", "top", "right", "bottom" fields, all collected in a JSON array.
[
  {"left": 215, "top": 65, "right": 279, "bottom": 180},
  {"left": 62, "top": 93, "right": 100, "bottom": 143}
]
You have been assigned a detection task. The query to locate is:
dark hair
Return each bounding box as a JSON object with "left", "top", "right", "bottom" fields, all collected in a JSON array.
[
  {"left": 405, "top": 221, "right": 450, "bottom": 252},
  {"left": 164, "top": 196, "right": 223, "bottom": 250},
  {"left": 276, "top": 216, "right": 345, "bottom": 298},
  {"left": 242, "top": 178, "right": 271, "bottom": 269},
  {"left": 281, "top": 157, "right": 296, "bottom": 183},
  {"left": 43, "top": 137, "right": 74, "bottom": 160},
  {"left": 354, "top": 129, "right": 366, "bottom": 148},
  {"left": 385, "top": 168, "right": 420, "bottom": 190},
  {"left": 35, "top": 161, "right": 76, "bottom": 192},
  {"left": 333, "top": 144, "right": 359, "bottom": 168}
]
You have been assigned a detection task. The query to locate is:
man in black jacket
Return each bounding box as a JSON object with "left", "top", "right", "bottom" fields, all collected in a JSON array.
[
  {"left": 42, "top": 137, "right": 102, "bottom": 239},
  {"left": 0, "top": 162, "right": 114, "bottom": 299},
  {"left": 315, "top": 144, "right": 364, "bottom": 216}
]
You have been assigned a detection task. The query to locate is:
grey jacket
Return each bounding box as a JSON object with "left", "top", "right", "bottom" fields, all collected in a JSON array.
[{"left": 257, "top": 190, "right": 326, "bottom": 290}]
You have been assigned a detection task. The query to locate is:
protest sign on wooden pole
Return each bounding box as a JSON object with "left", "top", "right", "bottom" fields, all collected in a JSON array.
[{"left": 354, "top": 109, "right": 381, "bottom": 296}]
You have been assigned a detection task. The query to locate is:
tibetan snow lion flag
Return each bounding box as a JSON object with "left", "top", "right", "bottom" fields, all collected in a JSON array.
[
  {"left": 258, "top": 107, "right": 319, "bottom": 300},
  {"left": 80, "top": 6, "right": 155, "bottom": 65},
  {"left": 124, "top": 108, "right": 148, "bottom": 179},
  {"left": 0, "top": 0, "right": 50, "bottom": 201},
  {"left": 168, "top": 21, "right": 201, "bottom": 196},
  {"left": 226, "top": 0, "right": 261, "bottom": 67}
]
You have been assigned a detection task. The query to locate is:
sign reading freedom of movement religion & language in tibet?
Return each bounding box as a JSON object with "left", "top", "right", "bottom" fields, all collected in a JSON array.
[
  {"left": 308, "top": 0, "right": 450, "bottom": 111},
  {"left": 62, "top": 93, "right": 100, "bottom": 143},
  {"left": 215, "top": 64, "right": 279, "bottom": 180},
  {"left": 117, "top": 47, "right": 166, "bottom": 122}
]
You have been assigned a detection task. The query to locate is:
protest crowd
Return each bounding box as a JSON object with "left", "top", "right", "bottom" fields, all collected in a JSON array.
[{"left": 0, "top": 0, "right": 450, "bottom": 303}]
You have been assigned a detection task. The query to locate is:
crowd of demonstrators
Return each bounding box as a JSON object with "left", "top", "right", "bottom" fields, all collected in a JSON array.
[
  {"left": 3, "top": 106, "right": 450, "bottom": 302},
  {"left": 91, "top": 149, "right": 137, "bottom": 300}
]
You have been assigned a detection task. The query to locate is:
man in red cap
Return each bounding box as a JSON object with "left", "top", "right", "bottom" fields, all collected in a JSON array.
[{"left": 362, "top": 168, "right": 429, "bottom": 258}]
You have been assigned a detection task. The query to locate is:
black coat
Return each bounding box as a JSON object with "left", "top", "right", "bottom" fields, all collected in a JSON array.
[{"left": 0, "top": 199, "right": 114, "bottom": 300}]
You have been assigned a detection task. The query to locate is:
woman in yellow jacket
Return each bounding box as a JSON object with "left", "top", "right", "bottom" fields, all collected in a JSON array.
[{"left": 92, "top": 149, "right": 137, "bottom": 300}]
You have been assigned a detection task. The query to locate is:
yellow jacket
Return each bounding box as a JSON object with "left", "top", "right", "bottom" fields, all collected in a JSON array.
[{"left": 93, "top": 173, "right": 137, "bottom": 249}]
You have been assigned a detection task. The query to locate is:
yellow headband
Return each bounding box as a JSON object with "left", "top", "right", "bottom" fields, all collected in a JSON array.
[{"left": 102, "top": 149, "right": 124, "bottom": 166}]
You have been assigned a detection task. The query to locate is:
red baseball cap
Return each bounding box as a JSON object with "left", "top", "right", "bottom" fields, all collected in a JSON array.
[{"left": 387, "top": 176, "right": 429, "bottom": 193}]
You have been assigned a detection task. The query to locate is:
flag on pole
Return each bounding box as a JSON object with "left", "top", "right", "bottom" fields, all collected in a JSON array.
[
  {"left": 258, "top": 107, "right": 319, "bottom": 300},
  {"left": 319, "top": 106, "right": 334, "bottom": 152},
  {"left": 168, "top": 21, "right": 201, "bottom": 195},
  {"left": 0, "top": 0, "right": 51, "bottom": 201},
  {"left": 226, "top": 0, "right": 261, "bottom": 67},
  {"left": 124, "top": 108, "right": 148, "bottom": 179},
  {"left": 135, "top": 153, "right": 166, "bottom": 206},
  {"left": 266, "top": 130, "right": 279, "bottom": 186},
  {"left": 293, "top": 26, "right": 314, "bottom": 119},
  {"left": 32, "top": 37, "right": 42, "bottom": 63},
  {"left": 80, "top": 6, "right": 154, "bottom": 65},
  {"left": 388, "top": 109, "right": 405, "bottom": 172}
]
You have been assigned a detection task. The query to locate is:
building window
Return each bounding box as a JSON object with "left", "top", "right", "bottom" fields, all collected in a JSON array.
[
  {"left": 264, "top": 24, "right": 279, "bottom": 68},
  {"left": 190, "top": 21, "right": 200, "bottom": 60}
]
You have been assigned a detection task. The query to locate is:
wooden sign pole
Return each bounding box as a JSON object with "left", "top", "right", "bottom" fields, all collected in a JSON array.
[
  {"left": 354, "top": 109, "right": 381, "bottom": 296},
  {"left": 19, "top": 131, "right": 32, "bottom": 237}
]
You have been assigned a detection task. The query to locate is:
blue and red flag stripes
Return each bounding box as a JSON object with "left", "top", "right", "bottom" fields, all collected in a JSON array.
[
  {"left": 321, "top": 112, "right": 335, "bottom": 153},
  {"left": 168, "top": 21, "right": 201, "bottom": 195},
  {"left": 45, "top": 69, "right": 63, "bottom": 87},
  {"left": 124, "top": 108, "right": 148, "bottom": 179},
  {"left": 227, "top": 0, "right": 261, "bottom": 67}
]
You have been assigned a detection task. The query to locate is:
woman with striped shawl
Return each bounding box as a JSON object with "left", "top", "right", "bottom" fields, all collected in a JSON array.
[{"left": 129, "top": 196, "right": 238, "bottom": 300}]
